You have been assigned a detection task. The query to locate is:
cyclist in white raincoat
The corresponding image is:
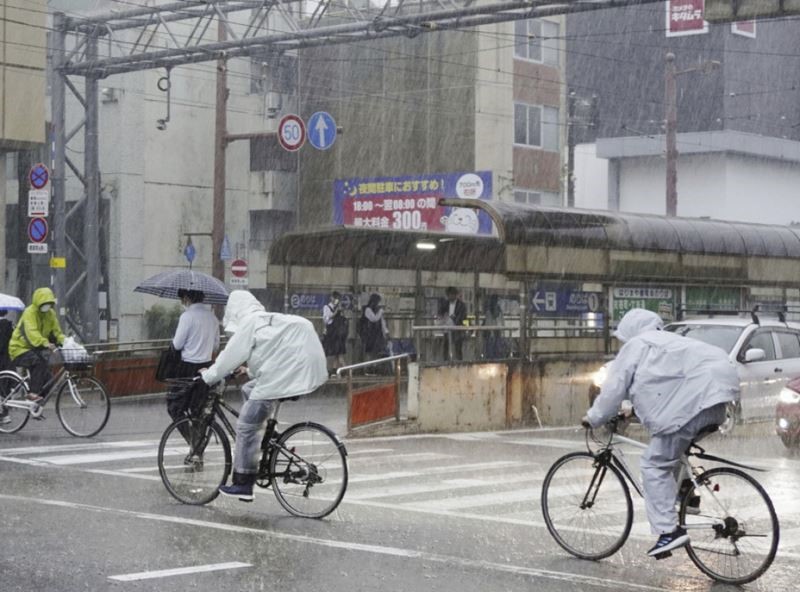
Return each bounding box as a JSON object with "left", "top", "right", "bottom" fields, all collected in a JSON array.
[
  {"left": 583, "top": 308, "right": 739, "bottom": 557},
  {"left": 201, "top": 290, "right": 327, "bottom": 501}
]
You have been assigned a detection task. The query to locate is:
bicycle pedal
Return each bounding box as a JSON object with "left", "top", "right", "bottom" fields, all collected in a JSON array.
[{"left": 653, "top": 550, "right": 673, "bottom": 560}]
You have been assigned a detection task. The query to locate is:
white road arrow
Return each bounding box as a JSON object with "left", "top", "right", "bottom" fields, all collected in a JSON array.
[{"left": 315, "top": 115, "right": 329, "bottom": 148}]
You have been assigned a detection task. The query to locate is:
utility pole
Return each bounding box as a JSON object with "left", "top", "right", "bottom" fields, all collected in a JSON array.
[
  {"left": 212, "top": 22, "right": 228, "bottom": 282},
  {"left": 664, "top": 52, "right": 720, "bottom": 217},
  {"left": 665, "top": 53, "right": 678, "bottom": 217},
  {"left": 567, "top": 90, "right": 577, "bottom": 208}
]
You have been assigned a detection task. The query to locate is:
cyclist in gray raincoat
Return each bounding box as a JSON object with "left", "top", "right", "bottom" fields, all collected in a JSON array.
[
  {"left": 583, "top": 308, "right": 739, "bottom": 557},
  {"left": 200, "top": 290, "right": 327, "bottom": 501}
]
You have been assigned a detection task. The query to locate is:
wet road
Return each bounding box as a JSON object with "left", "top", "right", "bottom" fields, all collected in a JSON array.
[{"left": 1, "top": 394, "right": 798, "bottom": 591}]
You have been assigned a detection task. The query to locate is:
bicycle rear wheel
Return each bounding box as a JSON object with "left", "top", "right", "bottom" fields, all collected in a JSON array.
[
  {"left": 541, "top": 451, "right": 633, "bottom": 560},
  {"left": 158, "top": 417, "right": 231, "bottom": 505},
  {"left": 270, "top": 422, "right": 348, "bottom": 518},
  {"left": 56, "top": 376, "right": 110, "bottom": 437},
  {"left": 0, "top": 371, "right": 30, "bottom": 434},
  {"left": 681, "top": 467, "right": 779, "bottom": 585}
]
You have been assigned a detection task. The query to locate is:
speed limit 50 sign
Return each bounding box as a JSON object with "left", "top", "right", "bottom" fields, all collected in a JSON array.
[{"left": 278, "top": 114, "right": 306, "bottom": 152}]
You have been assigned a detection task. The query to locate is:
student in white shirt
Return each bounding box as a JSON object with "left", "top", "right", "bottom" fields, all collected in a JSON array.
[{"left": 166, "top": 289, "right": 220, "bottom": 428}]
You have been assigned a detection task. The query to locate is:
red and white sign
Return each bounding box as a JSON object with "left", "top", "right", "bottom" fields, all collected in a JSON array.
[
  {"left": 666, "top": 0, "right": 708, "bottom": 37},
  {"left": 732, "top": 20, "right": 756, "bottom": 38},
  {"left": 231, "top": 259, "right": 248, "bottom": 278},
  {"left": 278, "top": 114, "right": 306, "bottom": 152}
]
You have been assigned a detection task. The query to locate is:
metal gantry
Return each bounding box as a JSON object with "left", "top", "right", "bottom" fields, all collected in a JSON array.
[{"left": 52, "top": 0, "right": 663, "bottom": 341}]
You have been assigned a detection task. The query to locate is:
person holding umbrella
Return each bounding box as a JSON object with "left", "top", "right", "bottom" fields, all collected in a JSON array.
[
  {"left": 7, "top": 287, "right": 65, "bottom": 403},
  {"left": 166, "top": 289, "right": 220, "bottom": 428}
]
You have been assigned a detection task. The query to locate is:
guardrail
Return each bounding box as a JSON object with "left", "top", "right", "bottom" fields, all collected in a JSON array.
[{"left": 336, "top": 354, "right": 410, "bottom": 433}]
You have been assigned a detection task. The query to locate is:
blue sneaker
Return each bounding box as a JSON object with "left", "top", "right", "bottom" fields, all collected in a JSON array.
[
  {"left": 219, "top": 483, "right": 254, "bottom": 502},
  {"left": 647, "top": 527, "right": 689, "bottom": 557}
]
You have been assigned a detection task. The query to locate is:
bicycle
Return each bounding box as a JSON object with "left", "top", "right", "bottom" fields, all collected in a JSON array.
[
  {"left": 540, "top": 416, "right": 780, "bottom": 585},
  {"left": 0, "top": 348, "right": 110, "bottom": 437},
  {"left": 157, "top": 378, "right": 348, "bottom": 519}
]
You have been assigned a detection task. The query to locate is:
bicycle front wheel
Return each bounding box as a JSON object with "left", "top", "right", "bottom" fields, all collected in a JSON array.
[
  {"left": 681, "top": 467, "right": 779, "bottom": 585},
  {"left": 541, "top": 451, "right": 633, "bottom": 560},
  {"left": 0, "top": 371, "right": 30, "bottom": 434},
  {"left": 56, "top": 376, "right": 110, "bottom": 437},
  {"left": 158, "top": 417, "right": 231, "bottom": 505},
  {"left": 270, "top": 422, "right": 348, "bottom": 518}
]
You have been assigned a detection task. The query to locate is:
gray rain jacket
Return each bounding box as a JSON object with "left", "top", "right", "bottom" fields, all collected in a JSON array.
[
  {"left": 200, "top": 291, "right": 328, "bottom": 400},
  {"left": 587, "top": 308, "right": 739, "bottom": 435}
]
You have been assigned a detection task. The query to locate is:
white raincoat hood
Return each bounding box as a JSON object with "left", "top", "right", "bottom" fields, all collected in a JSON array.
[
  {"left": 202, "top": 291, "right": 327, "bottom": 399},
  {"left": 588, "top": 308, "right": 738, "bottom": 435},
  {"left": 613, "top": 308, "right": 663, "bottom": 342},
  {"left": 222, "top": 290, "right": 265, "bottom": 334}
]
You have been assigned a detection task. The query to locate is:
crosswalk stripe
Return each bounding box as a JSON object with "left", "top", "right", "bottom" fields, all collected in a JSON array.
[{"left": 349, "top": 472, "right": 537, "bottom": 500}]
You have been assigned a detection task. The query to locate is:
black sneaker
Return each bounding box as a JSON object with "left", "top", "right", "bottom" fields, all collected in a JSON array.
[
  {"left": 647, "top": 527, "right": 689, "bottom": 557},
  {"left": 219, "top": 483, "right": 254, "bottom": 502}
]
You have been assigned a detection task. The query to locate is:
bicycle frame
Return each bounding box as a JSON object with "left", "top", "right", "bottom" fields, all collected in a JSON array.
[{"left": 592, "top": 429, "right": 740, "bottom": 534}]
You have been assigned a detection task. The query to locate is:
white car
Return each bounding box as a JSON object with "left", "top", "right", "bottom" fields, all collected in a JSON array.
[
  {"left": 588, "top": 315, "right": 800, "bottom": 434},
  {"left": 664, "top": 316, "right": 800, "bottom": 430}
]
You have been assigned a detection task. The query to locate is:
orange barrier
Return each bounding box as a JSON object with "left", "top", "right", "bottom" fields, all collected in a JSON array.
[{"left": 350, "top": 382, "right": 397, "bottom": 428}]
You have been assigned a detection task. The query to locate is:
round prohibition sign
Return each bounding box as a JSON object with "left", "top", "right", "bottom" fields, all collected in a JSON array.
[
  {"left": 30, "top": 163, "right": 49, "bottom": 189},
  {"left": 28, "top": 217, "right": 49, "bottom": 243},
  {"left": 278, "top": 114, "right": 306, "bottom": 152}
]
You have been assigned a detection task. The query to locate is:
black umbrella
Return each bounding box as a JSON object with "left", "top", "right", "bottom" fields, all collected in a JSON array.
[{"left": 134, "top": 270, "right": 229, "bottom": 305}]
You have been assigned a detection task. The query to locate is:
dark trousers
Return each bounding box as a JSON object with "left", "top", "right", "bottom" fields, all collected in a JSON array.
[{"left": 13, "top": 350, "right": 52, "bottom": 394}]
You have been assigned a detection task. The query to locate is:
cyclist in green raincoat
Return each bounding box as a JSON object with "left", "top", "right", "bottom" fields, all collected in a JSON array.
[{"left": 8, "top": 287, "right": 65, "bottom": 401}]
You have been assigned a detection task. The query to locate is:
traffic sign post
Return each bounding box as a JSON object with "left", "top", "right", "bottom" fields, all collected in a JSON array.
[
  {"left": 230, "top": 259, "right": 248, "bottom": 287},
  {"left": 28, "top": 217, "right": 49, "bottom": 243},
  {"left": 29, "top": 163, "right": 50, "bottom": 189},
  {"left": 278, "top": 114, "right": 306, "bottom": 152},
  {"left": 307, "top": 111, "right": 337, "bottom": 150},
  {"left": 28, "top": 189, "right": 50, "bottom": 217}
]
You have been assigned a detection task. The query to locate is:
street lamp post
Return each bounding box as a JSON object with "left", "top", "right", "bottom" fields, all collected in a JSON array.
[{"left": 664, "top": 53, "right": 720, "bottom": 217}]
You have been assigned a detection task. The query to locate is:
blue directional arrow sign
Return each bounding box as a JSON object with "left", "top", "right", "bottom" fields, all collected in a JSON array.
[{"left": 307, "top": 111, "right": 337, "bottom": 151}]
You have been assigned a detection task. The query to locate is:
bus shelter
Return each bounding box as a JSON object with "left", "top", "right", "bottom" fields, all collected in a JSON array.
[{"left": 267, "top": 200, "right": 800, "bottom": 363}]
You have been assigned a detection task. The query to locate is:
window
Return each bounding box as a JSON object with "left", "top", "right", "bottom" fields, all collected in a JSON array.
[
  {"left": 776, "top": 331, "right": 800, "bottom": 359},
  {"left": 514, "top": 103, "right": 560, "bottom": 151},
  {"left": 513, "top": 189, "right": 561, "bottom": 206},
  {"left": 743, "top": 330, "right": 776, "bottom": 361},
  {"left": 514, "top": 19, "right": 560, "bottom": 66}
]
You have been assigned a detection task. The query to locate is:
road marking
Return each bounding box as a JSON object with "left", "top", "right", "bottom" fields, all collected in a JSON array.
[
  {"left": 0, "top": 440, "right": 158, "bottom": 455},
  {"left": 0, "top": 494, "right": 676, "bottom": 591},
  {"left": 349, "top": 472, "right": 537, "bottom": 501},
  {"left": 108, "top": 561, "right": 251, "bottom": 581},
  {"left": 348, "top": 460, "right": 520, "bottom": 484}
]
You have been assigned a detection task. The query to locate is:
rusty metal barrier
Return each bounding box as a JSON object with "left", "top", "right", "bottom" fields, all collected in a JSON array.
[{"left": 336, "top": 354, "right": 410, "bottom": 434}]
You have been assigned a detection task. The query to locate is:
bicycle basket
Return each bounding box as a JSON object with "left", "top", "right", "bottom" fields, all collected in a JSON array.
[{"left": 59, "top": 347, "right": 94, "bottom": 371}]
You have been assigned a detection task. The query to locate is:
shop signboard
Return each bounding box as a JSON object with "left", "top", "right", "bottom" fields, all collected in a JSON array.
[
  {"left": 612, "top": 286, "right": 675, "bottom": 322},
  {"left": 333, "top": 171, "right": 493, "bottom": 236},
  {"left": 684, "top": 286, "right": 741, "bottom": 313}
]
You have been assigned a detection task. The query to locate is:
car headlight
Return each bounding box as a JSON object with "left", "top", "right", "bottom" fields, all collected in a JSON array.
[
  {"left": 592, "top": 364, "right": 608, "bottom": 388},
  {"left": 778, "top": 387, "right": 800, "bottom": 405},
  {"left": 777, "top": 417, "right": 790, "bottom": 430}
]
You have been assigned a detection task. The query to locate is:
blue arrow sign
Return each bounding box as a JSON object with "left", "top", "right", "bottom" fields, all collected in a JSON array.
[
  {"left": 308, "top": 111, "right": 337, "bottom": 151},
  {"left": 184, "top": 241, "right": 196, "bottom": 264}
]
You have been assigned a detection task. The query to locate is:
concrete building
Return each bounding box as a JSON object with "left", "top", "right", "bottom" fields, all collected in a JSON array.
[
  {"left": 1, "top": 1, "right": 46, "bottom": 297},
  {"left": 298, "top": 18, "right": 567, "bottom": 227},
  {"left": 567, "top": 3, "right": 800, "bottom": 224},
  {"left": 3, "top": 2, "right": 568, "bottom": 341}
]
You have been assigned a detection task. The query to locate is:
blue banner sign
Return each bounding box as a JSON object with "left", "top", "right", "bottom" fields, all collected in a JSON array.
[{"left": 530, "top": 283, "right": 603, "bottom": 316}]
